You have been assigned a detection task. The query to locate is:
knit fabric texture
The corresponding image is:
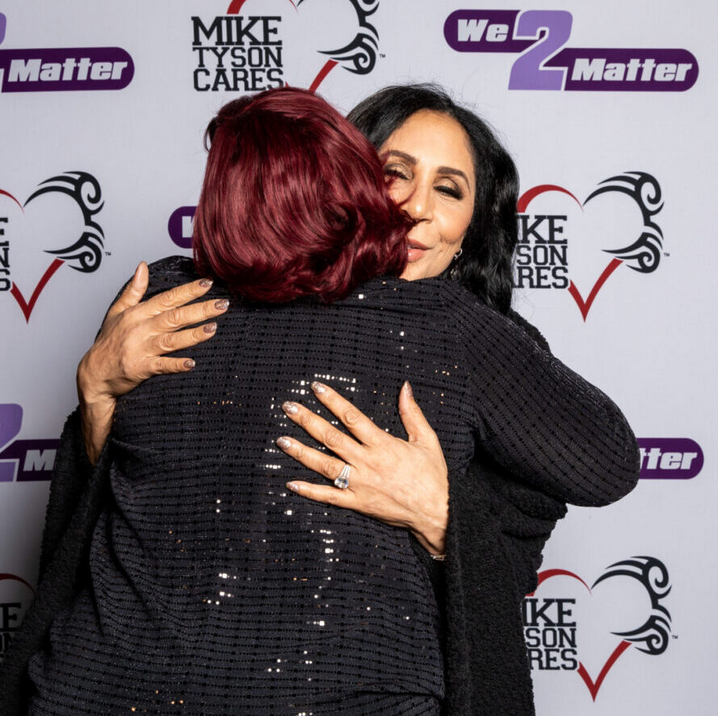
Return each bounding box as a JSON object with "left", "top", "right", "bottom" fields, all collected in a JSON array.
[{"left": 0, "top": 256, "right": 640, "bottom": 715}]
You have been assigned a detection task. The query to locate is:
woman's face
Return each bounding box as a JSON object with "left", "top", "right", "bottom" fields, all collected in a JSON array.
[{"left": 378, "top": 110, "right": 476, "bottom": 281}]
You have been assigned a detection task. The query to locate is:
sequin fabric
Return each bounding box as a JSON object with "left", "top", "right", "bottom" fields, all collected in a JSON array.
[{"left": 26, "top": 256, "right": 638, "bottom": 715}]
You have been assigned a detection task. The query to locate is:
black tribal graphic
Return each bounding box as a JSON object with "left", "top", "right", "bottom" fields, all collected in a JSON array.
[
  {"left": 584, "top": 171, "right": 664, "bottom": 274},
  {"left": 25, "top": 171, "right": 105, "bottom": 273},
  {"left": 593, "top": 556, "right": 672, "bottom": 655}
]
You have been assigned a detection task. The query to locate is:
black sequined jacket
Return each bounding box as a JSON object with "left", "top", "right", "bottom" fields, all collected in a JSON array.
[{"left": 0, "top": 258, "right": 640, "bottom": 715}]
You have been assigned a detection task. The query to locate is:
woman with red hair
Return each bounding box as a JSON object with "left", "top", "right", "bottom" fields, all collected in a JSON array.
[{"left": 1, "top": 87, "right": 638, "bottom": 716}]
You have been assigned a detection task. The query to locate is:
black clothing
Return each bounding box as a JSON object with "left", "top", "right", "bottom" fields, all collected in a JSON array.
[{"left": 0, "top": 257, "right": 639, "bottom": 715}]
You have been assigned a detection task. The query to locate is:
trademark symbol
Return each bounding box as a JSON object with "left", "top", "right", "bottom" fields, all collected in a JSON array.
[
  {"left": 664, "top": 252, "right": 670, "bottom": 257},
  {"left": 672, "top": 634, "right": 678, "bottom": 639},
  {"left": 105, "top": 251, "right": 111, "bottom": 256},
  {"left": 379, "top": 53, "right": 386, "bottom": 58}
]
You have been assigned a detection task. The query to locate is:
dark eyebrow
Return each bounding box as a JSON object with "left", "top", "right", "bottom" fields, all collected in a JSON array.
[
  {"left": 437, "top": 166, "right": 470, "bottom": 187},
  {"left": 384, "top": 149, "right": 416, "bottom": 165}
]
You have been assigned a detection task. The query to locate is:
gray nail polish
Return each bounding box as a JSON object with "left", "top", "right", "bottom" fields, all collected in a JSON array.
[
  {"left": 199, "top": 278, "right": 213, "bottom": 288},
  {"left": 203, "top": 322, "right": 217, "bottom": 334},
  {"left": 282, "top": 401, "right": 299, "bottom": 415},
  {"left": 276, "top": 437, "right": 291, "bottom": 449},
  {"left": 311, "top": 381, "right": 326, "bottom": 394},
  {"left": 214, "top": 299, "right": 229, "bottom": 310}
]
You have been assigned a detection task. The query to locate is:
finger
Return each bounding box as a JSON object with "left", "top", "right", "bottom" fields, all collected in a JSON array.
[
  {"left": 285, "top": 480, "right": 356, "bottom": 508},
  {"left": 398, "top": 381, "right": 439, "bottom": 444},
  {"left": 309, "top": 382, "right": 384, "bottom": 447},
  {"left": 281, "top": 401, "right": 359, "bottom": 461},
  {"left": 106, "top": 262, "right": 149, "bottom": 318},
  {"left": 143, "top": 356, "right": 197, "bottom": 377},
  {"left": 153, "top": 297, "right": 229, "bottom": 332},
  {"left": 142, "top": 277, "right": 215, "bottom": 317},
  {"left": 154, "top": 322, "right": 219, "bottom": 355},
  {"left": 275, "top": 436, "right": 347, "bottom": 483}
]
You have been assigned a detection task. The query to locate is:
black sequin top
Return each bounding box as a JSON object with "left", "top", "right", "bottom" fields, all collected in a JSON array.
[{"left": 26, "top": 257, "right": 639, "bottom": 716}]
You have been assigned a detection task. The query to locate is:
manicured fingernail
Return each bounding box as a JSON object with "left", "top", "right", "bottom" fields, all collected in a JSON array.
[
  {"left": 184, "top": 359, "right": 195, "bottom": 369},
  {"left": 203, "top": 322, "right": 217, "bottom": 334},
  {"left": 402, "top": 380, "right": 413, "bottom": 398},
  {"left": 276, "top": 437, "right": 291, "bottom": 449},
  {"left": 311, "top": 381, "right": 326, "bottom": 394},
  {"left": 282, "top": 401, "right": 299, "bottom": 415},
  {"left": 214, "top": 299, "right": 229, "bottom": 310},
  {"left": 286, "top": 482, "right": 300, "bottom": 493},
  {"left": 199, "top": 278, "right": 213, "bottom": 288}
]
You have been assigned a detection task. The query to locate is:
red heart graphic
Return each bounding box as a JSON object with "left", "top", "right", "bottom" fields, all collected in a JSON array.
[
  {"left": 517, "top": 184, "right": 625, "bottom": 321},
  {"left": 531, "top": 568, "right": 634, "bottom": 701},
  {"left": 10, "top": 258, "right": 65, "bottom": 322},
  {"left": 576, "top": 640, "right": 632, "bottom": 701},
  {"left": 567, "top": 258, "right": 623, "bottom": 322},
  {"left": 0, "top": 188, "right": 66, "bottom": 322}
]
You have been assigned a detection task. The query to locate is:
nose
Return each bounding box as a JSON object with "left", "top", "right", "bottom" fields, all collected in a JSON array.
[{"left": 400, "top": 177, "right": 433, "bottom": 223}]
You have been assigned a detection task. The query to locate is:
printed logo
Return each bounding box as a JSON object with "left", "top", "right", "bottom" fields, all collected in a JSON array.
[
  {"left": 0, "top": 172, "right": 105, "bottom": 322},
  {"left": 0, "top": 13, "right": 133, "bottom": 93},
  {"left": 168, "top": 206, "right": 196, "bottom": 250},
  {"left": 515, "top": 172, "right": 664, "bottom": 320},
  {"left": 444, "top": 10, "right": 698, "bottom": 92},
  {"left": 524, "top": 556, "right": 671, "bottom": 700},
  {"left": 0, "top": 572, "right": 35, "bottom": 660},
  {"left": 192, "top": 0, "right": 380, "bottom": 93},
  {"left": 0, "top": 404, "right": 58, "bottom": 482},
  {"left": 638, "top": 438, "right": 704, "bottom": 480}
]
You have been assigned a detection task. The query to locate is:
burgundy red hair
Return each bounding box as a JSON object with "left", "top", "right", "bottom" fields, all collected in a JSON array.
[{"left": 192, "top": 87, "right": 409, "bottom": 303}]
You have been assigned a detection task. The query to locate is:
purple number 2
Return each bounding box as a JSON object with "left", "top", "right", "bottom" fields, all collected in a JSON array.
[
  {"left": 508, "top": 10, "right": 572, "bottom": 90},
  {"left": 0, "top": 404, "right": 23, "bottom": 482}
]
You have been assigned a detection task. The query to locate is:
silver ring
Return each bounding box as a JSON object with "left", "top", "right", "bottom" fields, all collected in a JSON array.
[{"left": 334, "top": 463, "right": 351, "bottom": 490}]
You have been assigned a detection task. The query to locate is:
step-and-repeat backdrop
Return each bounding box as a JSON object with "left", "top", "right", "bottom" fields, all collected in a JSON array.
[{"left": 1, "top": 1, "right": 715, "bottom": 713}]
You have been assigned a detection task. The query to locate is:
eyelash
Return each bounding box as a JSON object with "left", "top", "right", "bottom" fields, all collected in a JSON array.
[
  {"left": 383, "top": 167, "right": 465, "bottom": 200},
  {"left": 437, "top": 185, "right": 463, "bottom": 200}
]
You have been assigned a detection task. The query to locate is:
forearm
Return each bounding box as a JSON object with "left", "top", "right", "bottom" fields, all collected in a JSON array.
[{"left": 467, "top": 308, "right": 640, "bottom": 505}]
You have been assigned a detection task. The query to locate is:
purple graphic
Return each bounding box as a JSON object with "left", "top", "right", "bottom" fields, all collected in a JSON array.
[
  {"left": 545, "top": 48, "right": 698, "bottom": 92},
  {"left": 638, "top": 438, "right": 704, "bottom": 479},
  {"left": 444, "top": 10, "right": 532, "bottom": 53},
  {"left": 0, "top": 13, "right": 6, "bottom": 46},
  {"left": 444, "top": 8, "right": 699, "bottom": 92},
  {"left": 0, "top": 47, "right": 134, "bottom": 93},
  {"left": 0, "top": 404, "right": 22, "bottom": 482},
  {"left": 508, "top": 10, "right": 572, "bottom": 90},
  {"left": 0, "top": 404, "right": 59, "bottom": 482},
  {"left": 168, "top": 206, "right": 197, "bottom": 249}
]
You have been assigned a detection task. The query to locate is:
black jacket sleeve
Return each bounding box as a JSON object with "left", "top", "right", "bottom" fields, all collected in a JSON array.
[{"left": 445, "top": 288, "right": 640, "bottom": 506}]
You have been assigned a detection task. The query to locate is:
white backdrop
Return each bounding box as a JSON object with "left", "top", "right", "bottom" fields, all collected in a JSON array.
[{"left": 1, "top": 1, "right": 715, "bottom": 713}]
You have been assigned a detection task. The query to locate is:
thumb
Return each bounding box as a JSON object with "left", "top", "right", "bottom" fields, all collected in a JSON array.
[
  {"left": 398, "top": 381, "right": 436, "bottom": 444},
  {"left": 107, "top": 262, "right": 149, "bottom": 317}
]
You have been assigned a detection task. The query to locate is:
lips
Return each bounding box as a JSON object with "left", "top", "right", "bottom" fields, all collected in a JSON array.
[{"left": 407, "top": 239, "right": 430, "bottom": 263}]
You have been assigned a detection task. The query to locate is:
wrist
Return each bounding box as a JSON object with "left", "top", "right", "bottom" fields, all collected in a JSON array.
[
  {"left": 411, "top": 503, "right": 448, "bottom": 557},
  {"left": 77, "top": 354, "right": 114, "bottom": 407}
]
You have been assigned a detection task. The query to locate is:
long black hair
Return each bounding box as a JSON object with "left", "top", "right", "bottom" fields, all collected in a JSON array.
[{"left": 347, "top": 84, "right": 518, "bottom": 314}]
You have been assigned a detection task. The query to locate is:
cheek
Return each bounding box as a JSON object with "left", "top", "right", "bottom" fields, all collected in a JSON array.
[
  {"left": 440, "top": 205, "right": 473, "bottom": 247},
  {"left": 386, "top": 181, "right": 410, "bottom": 206}
]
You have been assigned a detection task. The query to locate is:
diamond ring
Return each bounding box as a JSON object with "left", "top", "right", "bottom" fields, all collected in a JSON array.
[{"left": 334, "top": 463, "right": 351, "bottom": 490}]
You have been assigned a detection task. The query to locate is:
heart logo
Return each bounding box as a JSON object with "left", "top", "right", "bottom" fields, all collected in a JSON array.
[
  {"left": 0, "top": 171, "right": 105, "bottom": 322},
  {"left": 226, "top": 0, "right": 379, "bottom": 92},
  {"left": 517, "top": 172, "right": 664, "bottom": 320},
  {"left": 526, "top": 557, "right": 672, "bottom": 700}
]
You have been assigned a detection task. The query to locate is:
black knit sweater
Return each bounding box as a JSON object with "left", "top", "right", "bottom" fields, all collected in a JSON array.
[{"left": 0, "top": 257, "right": 640, "bottom": 715}]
